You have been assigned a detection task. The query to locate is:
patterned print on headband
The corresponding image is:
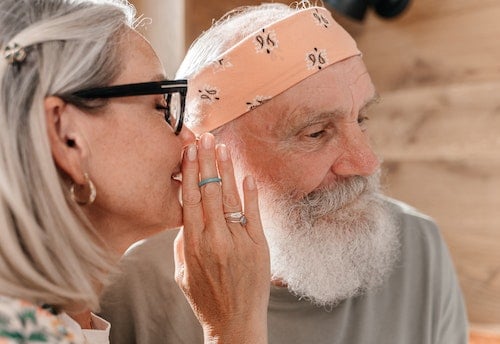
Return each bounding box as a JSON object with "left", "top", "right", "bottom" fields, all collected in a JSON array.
[{"left": 187, "top": 6, "right": 361, "bottom": 135}]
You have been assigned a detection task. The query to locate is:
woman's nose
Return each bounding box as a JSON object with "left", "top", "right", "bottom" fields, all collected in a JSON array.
[{"left": 179, "top": 126, "right": 196, "bottom": 146}]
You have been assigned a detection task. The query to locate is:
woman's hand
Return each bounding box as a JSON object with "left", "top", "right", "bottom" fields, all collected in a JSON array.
[{"left": 174, "top": 133, "right": 270, "bottom": 344}]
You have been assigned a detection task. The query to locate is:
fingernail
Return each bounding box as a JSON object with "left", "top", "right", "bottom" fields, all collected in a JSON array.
[
  {"left": 187, "top": 144, "right": 197, "bottom": 161},
  {"left": 217, "top": 144, "right": 228, "bottom": 161},
  {"left": 200, "top": 133, "right": 214, "bottom": 149},
  {"left": 246, "top": 175, "right": 256, "bottom": 190}
]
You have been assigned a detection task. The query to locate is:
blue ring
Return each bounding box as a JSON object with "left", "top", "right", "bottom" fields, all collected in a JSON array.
[{"left": 198, "top": 177, "right": 222, "bottom": 187}]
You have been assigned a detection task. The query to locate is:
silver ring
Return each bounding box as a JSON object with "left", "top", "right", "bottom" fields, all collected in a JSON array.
[
  {"left": 198, "top": 177, "right": 222, "bottom": 187},
  {"left": 224, "top": 211, "right": 247, "bottom": 226}
]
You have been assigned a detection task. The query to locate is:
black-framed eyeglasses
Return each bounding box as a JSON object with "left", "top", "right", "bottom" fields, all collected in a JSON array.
[{"left": 69, "top": 79, "right": 187, "bottom": 135}]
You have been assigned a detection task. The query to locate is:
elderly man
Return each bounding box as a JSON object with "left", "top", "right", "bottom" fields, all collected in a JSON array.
[{"left": 100, "top": 3, "right": 468, "bottom": 343}]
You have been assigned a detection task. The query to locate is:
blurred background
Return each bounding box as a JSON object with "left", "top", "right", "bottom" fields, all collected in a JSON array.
[{"left": 131, "top": 0, "right": 500, "bottom": 337}]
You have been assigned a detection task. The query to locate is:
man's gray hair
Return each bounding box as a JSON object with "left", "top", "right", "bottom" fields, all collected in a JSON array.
[
  {"left": 0, "top": 0, "right": 134, "bottom": 311},
  {"left": 176, "top": 2, "right": 320, "bottom": 136}
]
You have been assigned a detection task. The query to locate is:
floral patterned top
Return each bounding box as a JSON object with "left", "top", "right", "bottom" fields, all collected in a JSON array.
[{"left": 0, "top": 295, "right": 109, "bottom": 344}]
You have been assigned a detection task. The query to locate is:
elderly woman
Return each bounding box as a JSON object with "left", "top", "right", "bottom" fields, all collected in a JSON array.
[{"left": 0, "top": 0, "right": 269, "bottom": 343}]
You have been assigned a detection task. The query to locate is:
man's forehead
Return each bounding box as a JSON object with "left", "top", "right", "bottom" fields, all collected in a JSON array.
[
  {"left": 260, "top": 63, "right": 372, "bottom": 120},
  {"left": 248, "top": 94, "right": 376, "bottom": 142}
]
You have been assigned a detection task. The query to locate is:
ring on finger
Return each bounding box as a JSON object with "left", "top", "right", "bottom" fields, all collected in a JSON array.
[
  {"left": 224, "top": 211, "right": 247, "bottom": 226},
  {"left": 198, "top": 177, "right": 222, "bottom": 187}
]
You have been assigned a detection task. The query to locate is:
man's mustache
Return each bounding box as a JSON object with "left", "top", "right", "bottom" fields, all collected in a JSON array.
[{"left": 291, "top": 172, "right": 380, "bottom": 222}]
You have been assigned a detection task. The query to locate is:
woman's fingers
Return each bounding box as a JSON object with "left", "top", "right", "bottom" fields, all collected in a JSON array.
[
  {"left": 197, "top": 134, "right": 225, "bottom": 229},
  {"left": 181, "top": 144, "right": 204, "bottom": 236},
  {"left": 182, "top": 134, "right": 262, "bottom": 242},
  {"left": 216, "top": 144, "right": 241, "bottom": 213},
  {"left": 216, "top": 144, "right": 248, "bottom": 234},
  {"left": 242, "top": 175, "right": 266, "bottom": 244},
  {"left": 198, "top": 134, "right": 219, "bottom": 181},
  {"left": 173, "top": 229, "right": 186, "bottom": 287}
]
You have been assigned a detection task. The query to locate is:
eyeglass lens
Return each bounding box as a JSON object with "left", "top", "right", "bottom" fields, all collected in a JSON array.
[{"left": 166, "top": 92, "right": 184, "bottom": 134}]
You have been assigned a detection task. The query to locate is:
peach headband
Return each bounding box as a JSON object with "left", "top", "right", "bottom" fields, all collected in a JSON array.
[{"left": 187, "top": 6, "right": 361, "bottom": 135}]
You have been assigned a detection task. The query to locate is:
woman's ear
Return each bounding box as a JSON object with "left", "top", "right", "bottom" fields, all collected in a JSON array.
[{"left": 45, "top": 96, "right": 88, "bottom": 185}]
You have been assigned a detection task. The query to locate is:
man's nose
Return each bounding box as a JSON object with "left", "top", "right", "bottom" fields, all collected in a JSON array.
[{"left": 331, "top": 126, "right": 380, "bottom": 177}]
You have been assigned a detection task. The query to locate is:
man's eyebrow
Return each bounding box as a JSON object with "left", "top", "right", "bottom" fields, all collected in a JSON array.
[
  {"left": 276, "top": 92, "right": 381, "bottom": 137},
  {"left": 291, "top": 93, "right": 380, "bottom": 128},
  {"left": 295, "top": 92, "right": 380, "bottom": 123},
  {"left": 361, "top": 93, "right": 381, "bottom": 112},
  {"left": 302, "top": 110, "right": 343, "bottom": 124},
  {"left": 281, "top": 110, "right": 343, "bottom": 137}
]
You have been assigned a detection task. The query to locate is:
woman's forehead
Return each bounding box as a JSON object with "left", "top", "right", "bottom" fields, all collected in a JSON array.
[{"left": 113, "top": 29, "right": 165, "bottom": 85}]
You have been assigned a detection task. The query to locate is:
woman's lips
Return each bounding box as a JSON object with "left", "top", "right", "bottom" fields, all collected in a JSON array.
[{"left": 172, "top": 171, "right": 182, "bottom": 183}]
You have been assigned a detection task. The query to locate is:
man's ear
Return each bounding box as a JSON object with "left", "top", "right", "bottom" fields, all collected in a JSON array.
[{"left": 45, "top": 96, "right": 88, "bottom": 185}]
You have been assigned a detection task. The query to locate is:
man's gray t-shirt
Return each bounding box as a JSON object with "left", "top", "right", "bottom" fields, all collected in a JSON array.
[{"left": 100, "top": 198, "right": 468, "bottom": 343}]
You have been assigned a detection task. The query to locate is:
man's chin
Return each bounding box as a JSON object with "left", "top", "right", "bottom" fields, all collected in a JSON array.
[{"left": 263, "top": 192, "right": 400, "bottom": 306}]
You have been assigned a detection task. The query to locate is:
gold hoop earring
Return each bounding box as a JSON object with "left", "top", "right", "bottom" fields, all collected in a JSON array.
[{"left": 70, "top": 172, "right": 96, "bottom": 205}]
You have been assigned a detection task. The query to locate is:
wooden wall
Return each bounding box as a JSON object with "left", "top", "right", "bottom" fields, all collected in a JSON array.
[
  {"left": 184, "top": 0, "right": 500, "bottom": 325},
  {"left": 130, "top": 0, "right": 185, "bottom": 77}
]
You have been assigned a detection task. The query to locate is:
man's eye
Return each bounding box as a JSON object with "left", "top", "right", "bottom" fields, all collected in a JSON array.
[
  {"left": 307, "top": 130, "right": 326, "bottom": 138},
  {"left": 358, "top": 116, "right": 369, "bottom": 129},
  {"left": 358, "top": 115, "right": 369, "bottom": 124}
]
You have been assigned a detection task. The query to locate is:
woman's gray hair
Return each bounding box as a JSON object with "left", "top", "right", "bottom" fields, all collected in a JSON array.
[
  {"left": 176, "top": 2, "right": 317, "bottom": 138},
  {"left": 0, "top": 0, "right": 135, "bottom": 311}
]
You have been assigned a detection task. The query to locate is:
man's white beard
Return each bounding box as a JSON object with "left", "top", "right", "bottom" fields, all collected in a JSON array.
[{"left": 258, "top": 171, "right": 400, "bottom": 307}]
